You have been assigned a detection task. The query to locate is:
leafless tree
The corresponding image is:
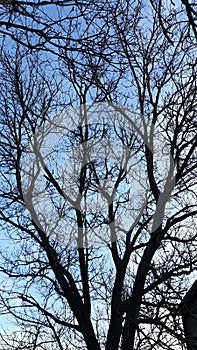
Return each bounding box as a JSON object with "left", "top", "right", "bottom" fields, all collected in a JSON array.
[
  {"left": 0, "top": 1, "right": 196, "bottom": 350},
  {"left": 149, "top": 0, "right": 197, "bottom": 44}
]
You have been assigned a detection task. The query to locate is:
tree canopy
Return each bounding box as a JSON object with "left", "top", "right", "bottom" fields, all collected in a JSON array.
[{"left": 0, "top": 1, "right": 196, "bottom": 349}]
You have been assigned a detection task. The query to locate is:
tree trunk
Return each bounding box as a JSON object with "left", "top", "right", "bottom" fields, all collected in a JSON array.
[
  {"left": 121, "top": 312, "right": 136, "bottom": 350},
  {"left": 105, "top": 310, "right": 122, "bottom": 350}
]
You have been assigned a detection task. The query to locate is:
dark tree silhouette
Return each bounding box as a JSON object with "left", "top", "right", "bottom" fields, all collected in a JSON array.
[{"left": 0, "top": 1, "right": 196, "bottom": 349}]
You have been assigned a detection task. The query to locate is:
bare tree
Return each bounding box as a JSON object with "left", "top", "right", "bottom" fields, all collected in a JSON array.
[{"left": 0, "top": 1, "right": 196, "bottom": 350}]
